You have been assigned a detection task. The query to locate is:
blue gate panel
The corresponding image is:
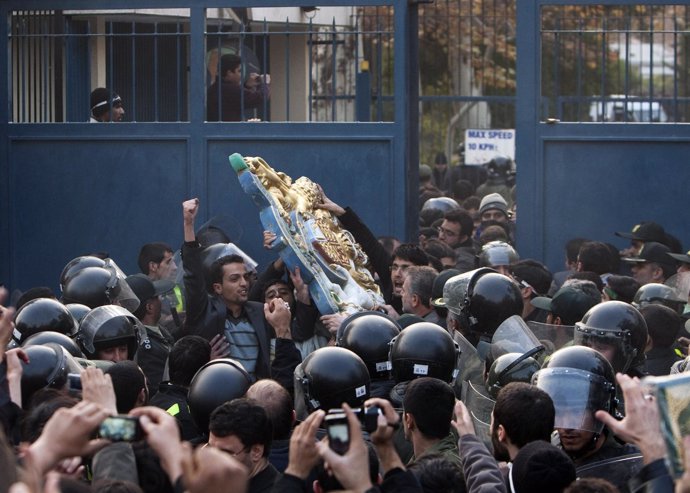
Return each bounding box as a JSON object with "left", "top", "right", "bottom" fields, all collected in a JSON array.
[
  {"left": 8, "top": 138, "right": 188, "bottom": 292},
  {"left": 539, "top": 140, "right": 690, "bottom": 273},
  {"left": 205, "top": 137, "right": 398, "bottom": 270}
]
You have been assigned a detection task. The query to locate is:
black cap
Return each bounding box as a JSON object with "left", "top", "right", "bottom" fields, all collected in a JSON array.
[
  {"left": 430, "top": 269, "right": 461, "bottom": 307},
  {"left": 622, "top": 242, "right": 675, "bottom": 267},
  {"left": 125, "top": 274, "right": 174, "bottom": 302},
  {"left": 615, "top": 221, "right": 666, "bottom": 243},
  {"left": 668, "top": 250, "right": 690, "bottom": 265}
]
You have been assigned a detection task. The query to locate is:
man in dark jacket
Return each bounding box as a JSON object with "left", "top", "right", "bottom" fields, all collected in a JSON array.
[{"left": 181, "top": 198, "right": 300, "bottom": 388}]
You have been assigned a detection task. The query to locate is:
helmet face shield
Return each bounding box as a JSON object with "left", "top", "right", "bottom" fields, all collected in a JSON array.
[
  {"left": 574, "top": 325, "right": 632, "bottom": 374},
  {"left": 533, "top": 368, "right": 613, "bottom": 434},
  {"left": 103, "top": 259, "right": 140, "bottom": 312},
  {"left": 490, "top": 315, "right": 544, "bottom": 360},
  {"left": 527, "top": 321, "right": 574, "bottom": 355}
]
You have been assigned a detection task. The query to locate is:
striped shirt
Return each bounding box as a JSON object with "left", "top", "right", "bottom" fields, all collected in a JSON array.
[{"left": 224, "top": 309, "right": 260, "bottom": 381}]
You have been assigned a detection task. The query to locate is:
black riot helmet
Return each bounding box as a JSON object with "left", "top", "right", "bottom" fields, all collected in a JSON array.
[
  {"left": 532, "top": 345, "right": 617, "bottom": 435},
  {"left": 421, "top": 197, "right": 461, "bottom": 214},
  {"left": 13, "top": 298, "right": 78, "bottom": 344},
  {"left": 444, "top": 268, "right": 523, "bottom": 344},
  {"left": 336, "top": 311, "right": 401, "bottom": 380},
  {"left": 187, "top": 358, "right": 252, "bottom": 434},
  {"left": 632, "top": 283, "right": 686, "bottom": 315},
  {"left": 62, "top": 259, "right": 139, "bottom": 312},
  {"left": 486, "top": 352, "right": 541, "bottom": 399},
  {"left": 389, "top": 322, "right": 460, "bottom": 384},
  {"left": 294, "top": 347, "right": 371, "bottom": 414},
  {"left": 20, "top": 343, "right": 83, "bottom": 409},
  {"left": 22, "top": 331, "right": 84, "bottom": 358},
  {"left": 60, "top": 255, "right": 106, "bottom": 291},
  {"left": 486, "top": 155, "right": 513, "bottom": 180},
  {"left": 477, "top": 241, "right": 519, "bottom": 269},
  {"left": 65, "top": 303, "right": 91, "bottom": 325},
  {"left": 574, "top": 301, "right": 648, "bottom": 375},
  {"left": 76, "top": 305, "right": 141, "bottom": 360}
]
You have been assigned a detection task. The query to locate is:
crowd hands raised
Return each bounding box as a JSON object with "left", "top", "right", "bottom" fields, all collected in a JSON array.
[{"left": 3, "top": 165, "right": 690, "bottom": 493}]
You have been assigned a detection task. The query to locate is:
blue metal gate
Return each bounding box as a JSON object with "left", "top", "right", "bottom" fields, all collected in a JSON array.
[
  {"left": 516, "top": 0, "right": 690, "bottom": 272},
  {"left": 0, "top": 0, "right": 417, "bottom": 294}
]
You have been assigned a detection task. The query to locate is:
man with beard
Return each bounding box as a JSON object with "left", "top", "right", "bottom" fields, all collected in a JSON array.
[{"left": 489, "top": 382, "right": 555, "bottom": 487}]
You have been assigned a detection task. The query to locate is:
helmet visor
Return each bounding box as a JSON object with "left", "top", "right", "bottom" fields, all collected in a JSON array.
[
  {"left": 103, "top": 259, "right": 140, "bottom": 312},
  {"left": 533, "top": 367, "right": 612, "bottom": 433},
  {"left": 527, "top": 321, "right": 574, "bottom": 355},
  {"left": 79, "top": 305, "right": 138, "bottom": 355},
  {"left": 491, "top": 315, "right": 544, "bottom": 360},
  {"left": 573, "top": 325, "right": 630, "bottom": 373}
]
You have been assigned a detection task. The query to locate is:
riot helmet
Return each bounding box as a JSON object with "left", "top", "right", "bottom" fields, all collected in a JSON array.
[
  {"left": 574, "top": 301, "right": 648, "bottom": 374},
  {"left": 20, "top": 343, "right": 83, "bottom": 409},
  {"left": 59, "top": 255, "right": 106, "bottom": 291},
  {"left": 389, "top": 322, "right": 460, "bottom": 384},
  {"left": 62, "top": 259, "right": 139, "bottom": 312},
  {"left": 65, "top": 303, "right": 91, "bottom": 325},
  {"left": 76, "top": 305, "right": 141, "bottom": 360},
  {"left": 22, "top": 331, "right": 84, "bottom": 358},
  {"left": 486, "top": 155, "right": 513, "bottom": 180},
  {"left": 202, "top": 243, "right": 258, "bottom": 280},
  {"left": 336, "top": 311, "right": 401, "bottom": 380},
  {"left": 478, "top": 241, "right": 519, "bottom": 270},
  {"left": 489, "top": 315, "right": 545, "bottom": 362},
  {"left": 421, "top": 197, "right": 460, "bottom": 214},
  {"left": 441, "top": 268, "right": 523, "bottom": 345},
  {"left": 187, "top": 358, "right": 252, "bottom": 434},
  {"left": 294, "top": 347, "right": 370, "bottom": 414},
  {"left": 532, "top": 345, "right": 617, "bottom": 435},
  {"left": 13, "top": 298, "right": 78, "bottom": 344},
  {"left": 632, "top": 283, "right": 686, "bottom": 315},
  {"left": 486, "top": 352, "right": 541, "bottom": 399}
]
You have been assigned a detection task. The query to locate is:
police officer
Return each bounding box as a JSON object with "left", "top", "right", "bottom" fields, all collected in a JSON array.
[
  {"left": 573, "top": 301, "right": 649, "bottom": 377},
  {"left": 533, "top": 345, "right": 640, "bottom": 491},
  {"left": 476, "top": 155, "right": 514, "bottom": 207},
  {"left": 76, "top": 305, "right": 141, "bottom": 362},
  {"left": 336, "top": 311, "right": 400, "bottom": 399}
]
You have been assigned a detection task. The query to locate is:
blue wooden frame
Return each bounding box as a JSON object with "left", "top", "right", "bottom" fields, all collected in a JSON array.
[
  {"left": 516, "top": 0, "right": 690, "bottom": 273},
  {"left": 0, "top": 0, "right": 415, "bottom": 294}
]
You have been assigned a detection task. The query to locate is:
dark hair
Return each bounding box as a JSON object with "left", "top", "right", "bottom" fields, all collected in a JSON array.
[
  {"left": 408, "top": 454, "right": 467, "bottom": 493},
  {"left": 0, "top": 429, "right": 18, "bottom": 492},
  {"left": 208, "top": 254, "right": 245, "bottom": 292},
  {"left": 493, "top": 382, "right": 555, "bottom": 448},
  {"left": 261, "top": 278, "right": 291, "bottom": 303},
  {"left": 603, "top": 243, "right": 621, "bottom": 275},
  {"left": 58, "top": 478, "right": 94, "bottom": 493},
  {"left": 451, "top": 180, "right": 475, "bottom": 202},
  {"left": 478, "top": 224, "right": 510, "bottom": 245},
  {"left": 132, "top": 441, "right": 174, "bottom": 493},
  {"left": 604, "top": 275, "right": 640, "bottom": 304},
  {"left": 246, "top": 379, "right": 294, "bottom": 440},
  {"left": 168, "top": 336, "right": 211, "bottom": 386},
  {"left": 565, "top": 238, "right": 589, "bottom": 264},
  {"left": 392, "top": 244, "right": 429, "bottom": 267},
  {"left": 640, "top": 304, "right": 682, "bottom": 348},
  {"left": 405, "top": 266, "right": 438, "bottom": 309},
  {"left": 426, "top": 255, "right": 444, "bottom": 273},
  {"left": 564, "top": 477, "right": 619, "bottom": 493},
  {"left": 419, "top": 208, "right": 444, "bottom": 228},
  {"left": 137, "top": 243, "right": 173, "bottom": 275},
  {"left": 424, "top": 240, "right": 456, "bottom": 263},
  {"left": 378, "top": 236, "right": 400, "bottom": 256},
  {"left": 444, "top": 210, "right": 474, "bottom": 238},
  {"left": 434, "top": 152, "right": 448, "bottom": 165},
  {"left": 16, "top": 286, "right": 56, "bottom": 311},
  {"left": 209, "top": 398, "right": 273, "bottom": 456},
  {"left": 106, "top": 360, "right": 147, "bottom": 414},
  {"left": 403, "top": 377, "right": 455, "bottom": 439},
  {"left": 512, "top": 259, "right": 553, "bottom": 296},
  {"left": 92, "top": 480, "right": 143, "bottom": 493},
  {"left": 220, "top": 54, "right": 242, "bottom": 77},
  {"left": 316, "top": 441, "right": 380, "bottom": 491},
  {"left": 461, "top": 196, "right": 481, "bottom": 211},
  {"left": 578, "top": 242, "right": 612, "bottom": 275},
  {"left": 22, "top": 391, "right": 78, "bottom": 442},
  {"left": 567, "top": 271, "right": 604, "bottom": 292}
]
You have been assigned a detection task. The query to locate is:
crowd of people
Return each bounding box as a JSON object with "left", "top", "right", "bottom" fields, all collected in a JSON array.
[{"left": 2, "top": 154, "right": 690, "bottom": 493}]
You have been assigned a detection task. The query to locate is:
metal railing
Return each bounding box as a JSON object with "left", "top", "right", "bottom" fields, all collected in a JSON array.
[
  {"left": 9, "top": 7, "right": 396, "bottom": 123},
  {"left": 541, "top": 4, "right": 690, "bottom": 123}
]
